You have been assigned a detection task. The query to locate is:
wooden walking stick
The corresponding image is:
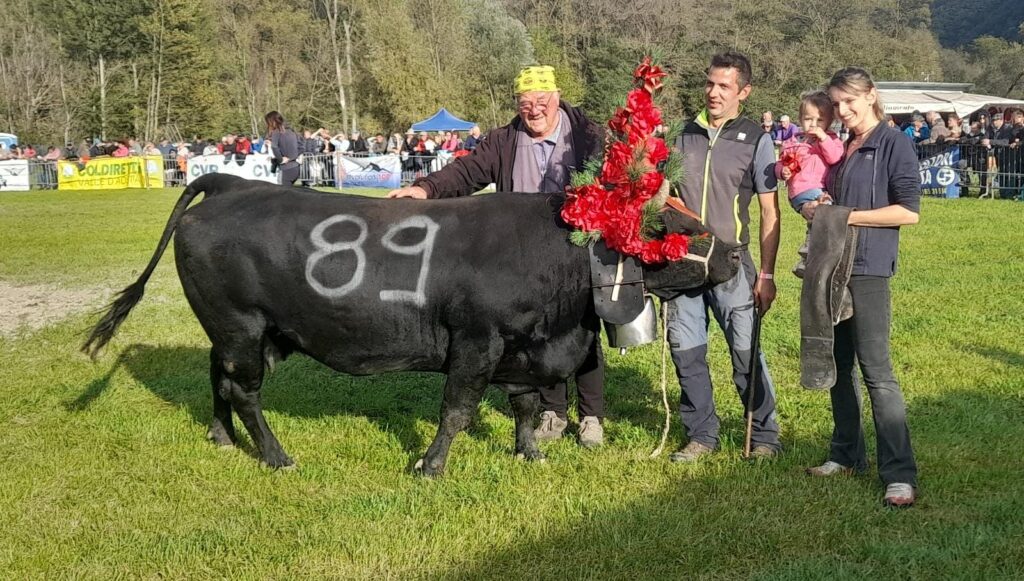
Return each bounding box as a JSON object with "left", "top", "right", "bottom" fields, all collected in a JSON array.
[{"left": 743, "top": 308, "right": 764, "bottom": 459}]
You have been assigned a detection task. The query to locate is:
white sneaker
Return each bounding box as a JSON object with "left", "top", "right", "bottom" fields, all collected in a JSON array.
[
  {"left": 806, "top": 460, "right": 853, "bottom": 477},
  {"left": 883, "top": 483, "right": 916, "bottom": 508},
  {"left": 533, "top": 411, "right": 567, "bottom": 441},
  {"left": 577, "top": 416, "right": 604, "bottom": 449}
]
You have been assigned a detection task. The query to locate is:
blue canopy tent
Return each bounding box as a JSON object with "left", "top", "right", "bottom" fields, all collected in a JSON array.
[
  {"left": 410, "top": 108, "right": 475, "bottom": 132},
  {"left": 0, "top": 133, "right": 17, "bottom": 148}
]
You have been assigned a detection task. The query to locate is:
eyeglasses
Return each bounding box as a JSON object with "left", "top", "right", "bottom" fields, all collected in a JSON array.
[{"left": 517, "top": 95, "right": 552, "bottom": 113}]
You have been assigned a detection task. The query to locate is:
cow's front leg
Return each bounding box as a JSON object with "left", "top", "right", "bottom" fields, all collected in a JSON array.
[
  {"left": 508, "top": 390, "right": 545, "bottom": 462},
  {"left": 415, "top": 375, "right": 487, "bottom": 478}
]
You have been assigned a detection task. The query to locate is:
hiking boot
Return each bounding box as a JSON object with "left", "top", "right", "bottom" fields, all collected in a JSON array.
[
  {"left": 883, "top": 483, "right": 916, "bottom": 508},
  {"left": 792, "top": 257, "right": 806, "bottom": 279},
  {"left": 749, "top": 445, "right": 779, "bottom": 459},
  {"left": 806, "top": 460, "right": 854, "bottom": 477},
  {"left": 793, "top": 239, "right": 809, "bottom": 279},
  {"left": 577, "top": 416, "right": 604, "bottom": 449},
  {"left": 669, "top": 441, "right": 714, "bottom": 463},
  {"left": 533, "top": 411, "right": 567, "bottom": 441}
]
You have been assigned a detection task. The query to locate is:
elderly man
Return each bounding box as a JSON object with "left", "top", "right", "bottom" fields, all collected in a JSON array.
[
  {"left": 463, "top": 125, "right": 483, "bottom": 151},
  {"left": 388, "top": 66, "right": 608, "bottom": 448},
  {"left": 772, "top": 114, "right": 800, "bottom": 146},
  {"left": 904, "top": 114, "right": 929, "bottom": 143},
  {"left": 922, "top": 111, "right": 949, "bottom": 144}
]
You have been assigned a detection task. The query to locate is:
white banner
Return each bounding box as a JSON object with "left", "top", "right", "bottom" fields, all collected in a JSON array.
[
  {"left": 186, "top": 153, "right": 281, "bottom": 185},
  {"left": 0, "top": 159, "right": 31, "bottom": 191},
  {"left": 339, "top": 154, "right": 402, "bottom": 189}
]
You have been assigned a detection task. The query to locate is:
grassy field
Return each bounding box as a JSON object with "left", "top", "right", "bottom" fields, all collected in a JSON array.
[{"left": 1, "top": 187, "right": 1022, "bottom": 579}]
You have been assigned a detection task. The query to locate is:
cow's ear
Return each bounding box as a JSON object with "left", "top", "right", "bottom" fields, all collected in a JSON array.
[{"left": 661, "top": 206, "right": 704, "bottom": 236}]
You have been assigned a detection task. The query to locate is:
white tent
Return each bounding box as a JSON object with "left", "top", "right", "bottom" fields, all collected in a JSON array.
[{"left": 875, "top": 82, "right": 1024, "bottom": 119}]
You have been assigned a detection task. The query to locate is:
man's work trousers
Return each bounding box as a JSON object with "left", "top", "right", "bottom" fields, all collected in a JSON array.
[
  {"left": 665, "top": 251, "right": 781, "bottom": 450},
  {"left": 539, "top": 341, "right": 605, "bottom": 420}
]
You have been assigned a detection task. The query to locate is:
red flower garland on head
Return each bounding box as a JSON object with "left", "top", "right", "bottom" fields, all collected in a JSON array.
[{"left": 561, "top": 56, "right": 687, "bottom": 264}]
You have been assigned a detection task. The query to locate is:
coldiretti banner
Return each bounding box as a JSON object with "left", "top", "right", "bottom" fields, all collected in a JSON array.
[{"left": 58, "top": 156, "right": 163, "bottom": 190}]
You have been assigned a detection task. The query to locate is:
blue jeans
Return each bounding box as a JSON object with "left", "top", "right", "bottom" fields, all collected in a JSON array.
[
  {"left": 665, "top": 251, "right": 780, "bottom": 450},
  {"left": 789, "top": 188, "right": 824, "bottom": 213},
  {"left": 828, "top": 276, "right": 917, "bottom": 485}
]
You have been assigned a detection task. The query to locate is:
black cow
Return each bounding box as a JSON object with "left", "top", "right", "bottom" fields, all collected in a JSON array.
[{"left": 83, "top": 174, "right": 739, "bottom": 476}]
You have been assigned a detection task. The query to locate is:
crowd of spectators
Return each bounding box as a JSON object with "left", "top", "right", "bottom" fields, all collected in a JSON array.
[{"left": 0, "top": 124, "right": 484, "bottom": 164}]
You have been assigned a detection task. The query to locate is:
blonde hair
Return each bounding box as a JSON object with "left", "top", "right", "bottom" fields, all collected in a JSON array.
[
  {"left": 827, "top": 67, "right": 885, "bottom": 122},
  {"left": 799, "top": 90, "right": 835, "bottom": 125}
]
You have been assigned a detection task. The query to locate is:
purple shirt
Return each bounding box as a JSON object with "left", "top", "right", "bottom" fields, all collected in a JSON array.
[{"left": 773, "top": 123, "right": 801, "bottom": 143}]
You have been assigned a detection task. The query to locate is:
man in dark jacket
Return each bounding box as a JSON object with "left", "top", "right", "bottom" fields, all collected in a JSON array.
[
  {"left": 987, "top": 112, "right": 1016, "bottom": 197},
  {"left": 1009, "top": 109, "right": 1024, "bottom": 198},
  {"left": 387, "top": 65, "right": 608, "bottom": 448}
]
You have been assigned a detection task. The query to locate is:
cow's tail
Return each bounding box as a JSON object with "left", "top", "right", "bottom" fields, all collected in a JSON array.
[{"left": 81, "top": 177, "right": 218, "bottom": 359}]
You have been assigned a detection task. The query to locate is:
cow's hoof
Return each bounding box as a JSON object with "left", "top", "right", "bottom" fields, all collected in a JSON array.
[
  {"left": 412, "top": 458, "right": 443, "bottom": 478},
  {"left": 259, "top": 455, "right": 296, "bottom": 471},
  {"left": 514, "top": 450, "right": 547, "bottom": 463},
  {"left": 260, "top": 460, "right": 297, "bottom": 471},
  {"left": 206, "top": 427, "right": 236, "bottom": 448}
]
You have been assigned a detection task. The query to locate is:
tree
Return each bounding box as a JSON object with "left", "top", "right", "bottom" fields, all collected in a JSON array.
[
  {"left": 958, "top": 36, "right": 1024, "bottom": 98},
  {"left": 0, "top": 1, "right": 65, "bottom": 143},
  {"left": 462, "top": 0, "right": 534, "bottom": 128},
  {"left": 47, "top": 0, "right": 148, "bottom": 139}
]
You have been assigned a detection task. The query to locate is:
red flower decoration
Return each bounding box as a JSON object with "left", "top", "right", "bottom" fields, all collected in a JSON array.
[
  {"left": 646, "top": 137, "right": 669, "bottom": 166},
  {"left": 634, "top": 56, "right": 667, "bottom": 94},
  {"left": 600, "top": 141, "right": 634, "bottom": 185},
  {"left": 608, "top": 108, "right": 631, "bottom": 137},
  {"left": 561, "top": 55, "right": 690, "bottom": 265},
  {"left": 661, "top": 233, "right": 690, "bottom": 261}
]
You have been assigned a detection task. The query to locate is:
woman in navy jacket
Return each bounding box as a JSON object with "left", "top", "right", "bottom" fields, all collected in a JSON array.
[{"left": 802, "top": 67, "right": 920, "bottom": 508}]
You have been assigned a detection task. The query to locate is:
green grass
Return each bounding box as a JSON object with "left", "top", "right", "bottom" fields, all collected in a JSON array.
[{"left": 1, "top": 188, "right": 1022, "bottom": 578}]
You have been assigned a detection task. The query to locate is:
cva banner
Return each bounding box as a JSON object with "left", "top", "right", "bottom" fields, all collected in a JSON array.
[
  {"left": 339, "top": 154, "right": 401, "bottom": 189},
  {"left": 58, "top": 156, "right": 164, "bottom": 190},
  {"left": 0, "top": 159, "right": 32, "bottom": 191},
  {"left": 186, "top": 154, "right": 280, "bottom": 185}
]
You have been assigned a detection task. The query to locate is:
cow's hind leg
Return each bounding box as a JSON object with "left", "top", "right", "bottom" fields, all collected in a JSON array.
[
  {"left": 508, "top": 390, "right": 545, "bottom": 462},
  {"left": 207, "top": 350, "right": 237, "bottom": 447},
  {"left": 416, "top": 338, "right": 501, "bottom": 478},
  {"left": 215, "top": 347, "right": 294, "bottom": 469}
]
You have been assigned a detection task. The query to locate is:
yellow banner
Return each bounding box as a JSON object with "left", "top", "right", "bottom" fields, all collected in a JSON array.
[{"left": 57, "top": 156, "right": 164, "bottom": 190}]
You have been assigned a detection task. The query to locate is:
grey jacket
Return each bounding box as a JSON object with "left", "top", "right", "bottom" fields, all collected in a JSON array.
[{"left": 675, "top": 112, "right": 769, "bottom": 245}]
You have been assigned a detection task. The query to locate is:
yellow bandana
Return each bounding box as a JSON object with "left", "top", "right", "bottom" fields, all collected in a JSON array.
[{"left": 515, "top": 66, "right": 559, "bottom": 95}]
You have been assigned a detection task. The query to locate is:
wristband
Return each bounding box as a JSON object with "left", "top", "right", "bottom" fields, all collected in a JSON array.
[{"left": 758, "top": 272, "right": 774, "bottom": 280}]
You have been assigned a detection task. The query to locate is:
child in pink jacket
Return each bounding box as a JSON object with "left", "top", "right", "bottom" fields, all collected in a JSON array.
[
  {"left": 775, "top": 90, "right": 845, "bottom": 213},
  {"left": 775, "top": 90, "right": 845, "bottom": 276}
]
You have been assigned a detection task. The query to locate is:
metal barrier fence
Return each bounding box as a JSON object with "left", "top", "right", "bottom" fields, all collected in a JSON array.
[
  {"left": 4, "top": 143, "right": 1024, "bottom": 198},
  {"left": 915, "top": 142, "right": 1024, "bottom": 199}
]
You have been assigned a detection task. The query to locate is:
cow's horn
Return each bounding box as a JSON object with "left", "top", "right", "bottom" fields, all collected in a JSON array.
[{"left": 649, "top": 175, "right": 671, "bottom": 208}]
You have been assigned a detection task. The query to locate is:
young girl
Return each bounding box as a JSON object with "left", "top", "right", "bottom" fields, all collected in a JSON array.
[{"left": 775, "top": 90, "right": 845, "bottom": 273}]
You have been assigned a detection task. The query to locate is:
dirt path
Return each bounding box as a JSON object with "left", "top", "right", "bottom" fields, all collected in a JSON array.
[{"left": 0, "top": 281, "right": 102, "bottom": 337}]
